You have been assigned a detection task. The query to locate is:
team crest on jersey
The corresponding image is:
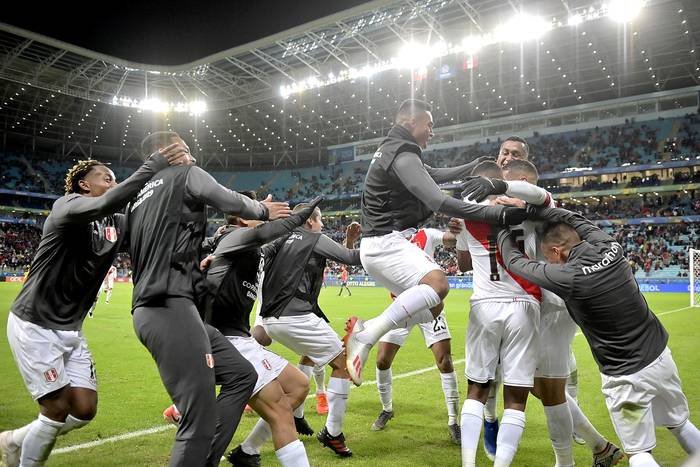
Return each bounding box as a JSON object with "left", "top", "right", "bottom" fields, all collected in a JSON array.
[
  {"left": 105, "top": 226, "right": 118, "bottom": 243},
  {"left": 205, "top": 353, "right": 215, "bottom": 368},
  {"left": 262, "top": 359, "right": 272, "bottom": 371},
  {"left": 44, "top": 368, "right": 58, "bottom": 383}
]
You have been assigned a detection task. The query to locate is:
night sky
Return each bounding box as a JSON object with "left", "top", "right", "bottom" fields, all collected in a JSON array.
[{"left": 2, "top": 0, "right": 371, "bottom": 65}]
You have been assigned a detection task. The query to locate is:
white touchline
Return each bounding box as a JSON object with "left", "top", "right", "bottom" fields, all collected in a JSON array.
[{"left": 53, "top": 304, "right": 694, "bottom": 455}]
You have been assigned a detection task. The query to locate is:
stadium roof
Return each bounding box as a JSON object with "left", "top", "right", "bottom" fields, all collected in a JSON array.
[{"left": 1, "top": 0, "right": 699, "bottom": 168}]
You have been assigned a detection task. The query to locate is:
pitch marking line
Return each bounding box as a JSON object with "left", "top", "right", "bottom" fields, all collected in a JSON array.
[
  {"left": 53, "top": 358, "right": 467, "bottom": 455},
  {"left": 53, "top": 305, "right": 695, "bottom": 455}
]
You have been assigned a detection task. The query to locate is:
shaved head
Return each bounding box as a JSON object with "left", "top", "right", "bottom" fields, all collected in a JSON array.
[
  {"left": 503, "top": 159, "right": 539, "bottom": 184},
  {"left": 471, "top": 160, "right": 502, "bottom": 178},
  {"left": 540, "top": 222, "right": 581, "bottom": 264}
]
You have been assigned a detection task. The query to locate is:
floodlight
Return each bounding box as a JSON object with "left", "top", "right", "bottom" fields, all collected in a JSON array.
[
  {"left": 461, "top": 35, "right": 485, "bottom": 55},
  {"left": 497, "top": 14, "right": 551, "bottom": 43},
  {"left": 567, "top": 14, "right": 583, "bottom": 26},
  {"left": 189, "top": 101, "right": 207, "bottom": 115},
  {"left": 608, "top": 0, "right": 644, "bottom": 22}
]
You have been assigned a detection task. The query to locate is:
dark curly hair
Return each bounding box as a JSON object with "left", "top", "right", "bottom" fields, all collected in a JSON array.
[{"left": 64, "top": 159, "right": 104, "bottom": 195}]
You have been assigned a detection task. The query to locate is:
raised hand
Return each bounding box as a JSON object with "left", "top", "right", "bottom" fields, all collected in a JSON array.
[
  {"left": 262, "top": 194, "right": 292, "bottom": 220},
  {"left": 159, "top": 142, "right": 192, "bottom": 166},
  {"left": 346, "top": 221, "right": 362, "bottom": 245},
  {"left": 460, "top": 176, "right": 508, "bottom": 202}
]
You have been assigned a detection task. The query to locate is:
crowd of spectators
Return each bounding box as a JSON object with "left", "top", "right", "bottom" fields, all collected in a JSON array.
[
  {"left": 0, "top": 222, "right": 41, "bottom": 273},
  {"left": 559, "top": 191, "right": 700, "bottom": 220},
  {"left": 613, "top": 222, "right": 699, "bottom": 277},
  {"left": 1, "top": 215, "right": 695, "bottom": 279},
  {"left": 3, "top": 115, "right": 700, "bottom": 202}
]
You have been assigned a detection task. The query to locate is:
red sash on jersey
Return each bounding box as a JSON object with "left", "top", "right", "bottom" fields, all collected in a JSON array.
[{"left": 464, "top": 220, "right": 542, "bottom": 302}]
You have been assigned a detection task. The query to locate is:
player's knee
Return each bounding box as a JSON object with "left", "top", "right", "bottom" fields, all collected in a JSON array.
[
  {"left": 376, "top": 355, "right": 392, "bottom": 371},
  {"left": 435, "top": 352, "right": 453, "bottom": 373}
]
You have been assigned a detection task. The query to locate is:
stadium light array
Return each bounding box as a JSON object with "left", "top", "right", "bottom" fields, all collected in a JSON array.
[
  {"left": 110, "top": 96, "right": 208, "bottom": 115},
  {"left": 279, "top": 2, "right": 646, "bottom": 98}
]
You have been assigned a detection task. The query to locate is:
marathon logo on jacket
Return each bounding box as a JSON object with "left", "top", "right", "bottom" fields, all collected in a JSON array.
[
  {"left": 581, "top": 242, "right": 621, "bottom": 275},
  {"left": 130, "top": 178, "right": 164, "bottom": 212},
  {"left": 205, "top": 353, "right": 214, "bottom": 368}
]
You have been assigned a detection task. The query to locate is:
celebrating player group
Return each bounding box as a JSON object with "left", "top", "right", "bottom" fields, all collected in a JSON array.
[{"left": 2, "top": 98, "right": 698, "bottom": 467}]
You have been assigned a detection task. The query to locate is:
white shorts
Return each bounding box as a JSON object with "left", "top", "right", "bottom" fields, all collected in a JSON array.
[
  {"left": 7, "top": 312, "right": 97, "bottom": 400},
  {"left": 535, "top": 305, "right": 577, "bottom": 378},
  {"left": 379, "top": 311, "right": 451, "bottom": 348},
  {"left": 227, "top": 335, "right": 288, "bottom": 396},
  {"left": 262, "top": 314, "right": 344, "bottom": 367},
  {"left": 601, "top": 347, "right": 690, "bottom": 454},
  {"left": 465, "top": 300, "right": 540, "bottom": 387},
  {"left": 360, "top": 232, "right": 441, "bottom": 296},
  {"left": 104, "top": 278, "right": 114, "bottom": 290}
]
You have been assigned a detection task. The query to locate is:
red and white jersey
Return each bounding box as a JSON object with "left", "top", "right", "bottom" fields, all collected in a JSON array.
[
  {"left": 409, "top": 228, "right": 444, "bottom": 258},
  {"left": 104, "top": 265, "right": 117, "bottom": 282},
  {"left": 456, "top": 198, "right": 543, "bottom": 304}
]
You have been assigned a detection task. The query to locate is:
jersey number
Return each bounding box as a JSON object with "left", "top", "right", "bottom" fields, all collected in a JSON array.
[
  {"left": 488, "top": 228, "right": 524, "bottom": 282},
  {"left": 433, "top": 315, "right": 447, "bottom": 332}
]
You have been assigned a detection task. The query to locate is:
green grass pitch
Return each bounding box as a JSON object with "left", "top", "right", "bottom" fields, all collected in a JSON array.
[{"left": 0, "top": 283, "right": 697, "bottom": 466}]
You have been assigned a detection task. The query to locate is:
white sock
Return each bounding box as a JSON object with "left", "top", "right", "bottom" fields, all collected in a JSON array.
[
  {"left": 629, "top": 452, "right": 660, "bottom": 467},
  {"left": 543, "top": 403, "right": 574, "bottom": 467},
  {"left": 460, "top": 399, "right": 484, "bottom": 467},
  {"left": 58, "top": 415, "right": 90, "bottom": 435},
  {"left": 494, "top": 409, "right": 526, "bottom": 467},
  {"left": 275, "top": 439, "right": 310, "bottom": 467},
  {"left": 440, "top": 371, "right": 459, "bottom": 425},
  {"left": 313, "top": 366, "right": 326, "bottom": 393},
  {"left": 566, "top": 393, "right": 607, "bottom": 452},
  {"left": 20, "top": 414, "right": 64, "bottom": 466},
  {"left": 295, "top": 364, "right": 314, "bottom": 417},
  {"left": 376, "top": 367, "right": 393, "bottom": 412},
  {"left": 241, "top": 418, "right": 272, "bottom": 455},
  {"left": 9, "top": 423, "right": 32, "bottom": 447},
  {"left": 326, "top": 377, "right": 350, "bottom": 436},
  {"left": 105, "top": 289, "right": 112, "bottom": 302},
  {"left": 358, "top": 284, "right": 440, "bottom": 345},
  {"left": 670, "top": 420, "right": 700, "bottom": 454}
]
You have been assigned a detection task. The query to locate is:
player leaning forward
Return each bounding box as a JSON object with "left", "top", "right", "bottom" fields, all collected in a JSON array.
[
  {"left": 498, "top": 206, "right": 700, "bottom": 467},
  {"left": 128, "top": 131, "right": 291, "bottom": 467},
  {"left": 1, "top": 147, "right": 185, "bottom": 466},
  {"left": 344, "top": 98, "right": 529, "bottom": 386}
]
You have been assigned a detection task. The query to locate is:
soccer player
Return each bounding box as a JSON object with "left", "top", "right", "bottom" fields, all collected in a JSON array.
[
  {"left": 337, "top": 266, "right": 352, "bottom": 296},
  {"left": 259, "top": 205, "right": 362, "bottom": 457},
  {"left": 103, "top": 264, "right": 117, "bottom": 304},
  {"left": 498, "top": 206, "right": 700, "bottom": 467},
  {"left": 454, "top": 159, "right": 544, "bottom": 467},
  {"left": 462, "top": 159, "right": 622, "bottom": 466},
  {"left": 0, "top": 147, "right": 185, "bottom": 467},
  {"left": 344, "top": 99, "right": 529, "bottom": 387},
  {"left": 168, "top": 194, "right": 323, "bottom": 467},
  {"left": 127, "top": 131, "right": 292, "bottom": 467},
  {"left": 371, "top": 227, "right": 461, "bottom": 446}
]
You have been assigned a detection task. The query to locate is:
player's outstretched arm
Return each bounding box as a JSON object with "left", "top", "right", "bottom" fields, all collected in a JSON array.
[
  {"left": 60, "top": 150, "right": 177, "bottom": 224},
  {"left": 461, "top": 177, "right": 550, "bottom": 206},
  {"left": 424, "top": 156, "right": 493, "bottom": 183},
  {"left": 314, "top": 234, "right": 362, "bottom": 265},
  {"left": 185, "top": 166, "right": 291, "bottom": 220},
  {"left": 497, "top": 228, "right": 573, "bottom": 299},
  {"left": 393, "top": 153, "right": 527, "bottom": 225},
  {"left": 534, "top": 207, "right": 614, "bottom": 244},
  {"left": 213, "top": 196, "right": 323, "bottom": 257}
]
